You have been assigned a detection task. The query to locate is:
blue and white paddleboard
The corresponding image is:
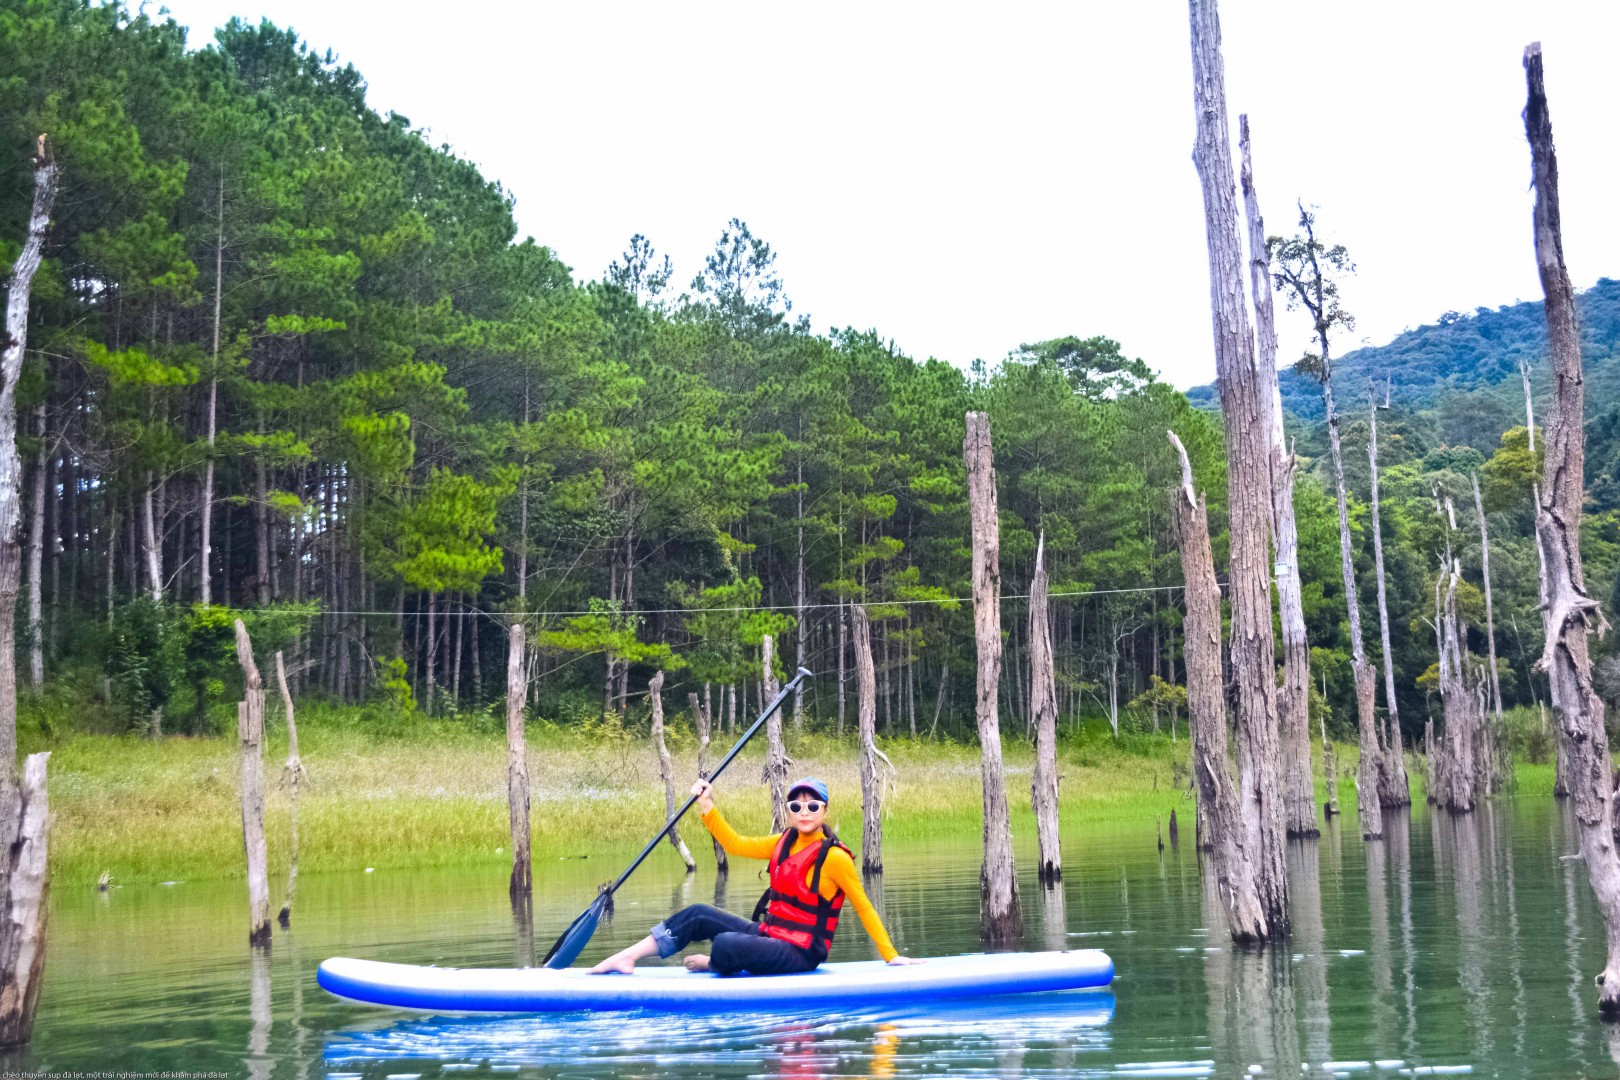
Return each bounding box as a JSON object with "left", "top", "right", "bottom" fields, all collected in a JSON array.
[{"left": 317, "top": 949, "right": 1114, "bottom": 1013}]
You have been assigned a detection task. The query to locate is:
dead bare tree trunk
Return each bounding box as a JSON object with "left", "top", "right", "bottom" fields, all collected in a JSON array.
[
  {"left": 1187, "top": 0, "right": 1290, "bottom": 932},
  {"left": 25, "top": 406, "right": 43, "bottom": 692},
  {"left": 1239, "top": 115, "right": 1315, "bottom": 839},
  {"left": 232, "top": 620, "right": 271, "bottom": 947},
  {"left": 1431, "top": 496, "right": 1481, "bottom": 814},
  {"left": 0, "top": 751, "right": 49, "bottom": 1047},
  {"left": 200, "top": 174, "right": 223, "bottom": 608},
  {"left": 795, "top": 466, "right": 807, "bottom": 730},
  {"left": 505, "top": 624, "right": 532, "bottom": 903},
  {"left": 761, "top": 634, "right": 787, "bottom": 830},
  {"left": 141, "top": 474, "right": 161, "bottom": 604},
  {"left": 273, "top": 652, "right": 303, "bottom": 928},
  {"left": 963, "top": 411, "right": 1022, "bottom": 943},
  {"left": 649, "top": 671, "right": 695, "bottom": 872},
  {"left": 930, "top": 662, "right": 948, "bottom": 741},
  {"left": 690, "top": 691, "right": 727, "bottom": 872},
  {"left": 1473, "top": 473, "right": 1508, "bottom": 795},
  {"left": 1368, "top": 394, "right": 1412, "bottom": 806},
  {"left": 1169, "top": 431, "right": 1268, "bottom": 942},
  {"left": 852, "top": 605, "right": 883, "bottom": 874},
  {"left": 1029, "top": 534, "right": 1063, "bottom": 883},
  {"left": 1524, "top": 43, "right": 1620, "bottom": 1016},
  {"left": 1521, "top": 356, "right": 1570, "bottom": 800}
]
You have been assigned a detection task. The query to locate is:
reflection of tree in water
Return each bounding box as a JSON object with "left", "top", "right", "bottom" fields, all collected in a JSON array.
[
  {"left": 1386, "top": 807, "right": 1419, "bottom": 1060},
  {"left": 283, "top": 930, "right": 310, "bottom": 1080},
  {"left": 1201, "top": 863, "right": 1302, "bottom": 1075},
  {"left": 1433, "top": 807, "right": 1493, "bottom": 1063},
  {"left": 1363, "top": 815, "right": 1397, "bottom": 1054},
  {"left": 1289, "top": 836, "right": 1334, "bottom": 1068},
  {"left": 1445, "top": 809, "right": 1490, "bottom": 1055},
  {"left": 246, "top": 948, "right": 271, "bottom": 1080},
  {"left": 1040, "top": 881, "right": 1068, "bottom": 953},
  {"left": 1483, "top": 804, "right": 1528, "bottom": 1063}
]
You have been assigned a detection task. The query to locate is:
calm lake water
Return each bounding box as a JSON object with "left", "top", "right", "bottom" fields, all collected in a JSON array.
[{"left": 26, "top": 798, "right": 1620, "bottom": 1078}]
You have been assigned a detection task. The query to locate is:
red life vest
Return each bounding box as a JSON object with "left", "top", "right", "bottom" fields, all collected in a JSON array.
[{"left": 752, "top": 829, "right": 851, "bottom": 962}]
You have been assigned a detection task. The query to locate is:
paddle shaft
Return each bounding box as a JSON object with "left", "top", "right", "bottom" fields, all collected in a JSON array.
[{"left": 603, "top": 667, "right": 811, "bottom": 898}]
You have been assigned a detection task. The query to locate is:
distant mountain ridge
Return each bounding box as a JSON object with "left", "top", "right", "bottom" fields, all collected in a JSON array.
[{"left": 1186, "top": 277, "right": 1620, "bottom": 419}]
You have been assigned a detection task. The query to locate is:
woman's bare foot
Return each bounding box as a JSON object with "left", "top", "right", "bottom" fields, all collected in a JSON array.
[
  {"left": 587, "top": 952, "right": 637, "bottom": 975},
  {"left": 683, "top": 954, "right": 711, "bottom": 972},
  {"left": 587, "top": 935, "right": 659, "bottom": 974}
]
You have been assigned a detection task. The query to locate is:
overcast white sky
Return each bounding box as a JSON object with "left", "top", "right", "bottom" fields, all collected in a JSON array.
[{"left": 157, "top": 0, "right": 1619, "bottom": 389}]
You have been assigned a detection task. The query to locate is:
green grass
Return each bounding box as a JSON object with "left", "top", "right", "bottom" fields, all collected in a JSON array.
[{"left": 27, "top": 697, "right": 1561, "bottom": 889}]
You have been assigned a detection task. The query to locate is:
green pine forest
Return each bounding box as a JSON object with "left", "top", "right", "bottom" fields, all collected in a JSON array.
[{"left": 6, "top": 1, "right": 1620, "bottom": 753}]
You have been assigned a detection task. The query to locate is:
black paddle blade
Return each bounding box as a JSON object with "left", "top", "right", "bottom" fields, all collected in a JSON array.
[{"left": 542, "top": 892, "right": 607, "bottom": 969}]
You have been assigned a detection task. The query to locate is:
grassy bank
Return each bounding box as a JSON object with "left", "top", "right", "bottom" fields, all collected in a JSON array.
[{"left": 32, "top": 700, "right": 1561, "bottom": 889}]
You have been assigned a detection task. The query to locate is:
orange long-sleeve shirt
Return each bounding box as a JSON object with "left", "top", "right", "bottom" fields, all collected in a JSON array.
[{"left": 700, "top": 805, "right": 898, "bottom": 961}]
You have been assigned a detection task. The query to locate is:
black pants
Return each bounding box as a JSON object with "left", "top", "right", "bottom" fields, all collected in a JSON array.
[{"left": 649, "top": 903, "right": 819, "bottom": 976}]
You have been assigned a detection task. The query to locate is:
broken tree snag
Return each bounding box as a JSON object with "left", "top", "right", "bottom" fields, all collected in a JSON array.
[
  {"left": 1187, "top": 0, "right": 1290, "bottom": 931},
  {"left": 1523, "top": 357, "right": 1570, "bottom": 801},
  {"left": 1525, "top": 42, "right": 1620, "bottom": 1017},
  {"left": 1368, "top": 393, "right": 1411, "bottom": 807},
  {"left": 233, "top": 620, "right": 271, "bottom": 948},
  {"left": 1431, "top": 497, "right": 1480, "bottom": 814},
  {"left": 1029, "top": 533, "right": 1063, "bottom": 883},
  {"left": 852, "top": 605, "right": 883, "bottom": 874},
  {"left": 689, "top": 691, "right": 726, "bottom": 872},
  {"left": 1321, "top": 709, "right": 1339, "bottom": 818},
  {"left": 1312, "top": 313, "right": 1383, "bottom": 838},
  {"left": 274, "top": 651, "right": 305, "bottom": 928},
  {"left": 963, "top": 411, "right": 1022, "bottom": 943},
  {"left": 1168, "top": 430, "right": 1268, "bottom": 943},
  {"left": 1473, "top": 473, "right": 1508, "bottom": 796},
  {"left": 505, "top": 625, "right": 532, "bottom": 903},
  {"left": 649, "top": 672, "right": 695, "bottom": 872},
  {"left": 0, "top": 752, "right": 50, "bottom": 1047},
  {"left": 0, "top": 139, "right": 58, "bottom": 1048},
  {"left": 0, "top": 138, "right": 59, "bottom": 773},
  {"left": 1239, "top": 114, "right": 1315, "bottom": 840},
  {"left": 761, "top": 634, "right": 787, "bottom": 831}
]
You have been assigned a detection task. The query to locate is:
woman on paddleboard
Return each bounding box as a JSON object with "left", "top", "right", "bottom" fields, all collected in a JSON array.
[{"left": 589, "top": 776, "right": 920, "bottom": 976}]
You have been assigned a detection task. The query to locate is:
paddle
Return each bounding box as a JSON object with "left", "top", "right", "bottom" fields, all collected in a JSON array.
[{"left": 541, "top": 666, "right": 813, "bottom": 969}]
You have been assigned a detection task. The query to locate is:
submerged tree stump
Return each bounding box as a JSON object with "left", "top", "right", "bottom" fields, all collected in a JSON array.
[
  {"left": 964, "top": 411, "right": 1022, "bottom": 944},
  {"left": 852, "top": 605, "right": 883, "bottom": 874},
  {"left": 690, "top": 691, "right": 726, "bottom": 872},
  {"left": 274, "top": 651, "right": 305, "bottom": 928},
  {"left": 1029, "top": 534, "right": 1063, "bottom": 883},
  {"left": 233, "top": 620, "right": 271, "bottom": 948},
  {"left": 761, "top": 634, "right": 787, "bottom": 831},
  {"left": 1524, "top": 42, "right": 1620, "bottom": 1017},
  {"left": 505, "top": 625, "right": 532, "bottom": 904},
  {"left": 0, "top": 753, "right": 50, "bottom": 1046},
  {"left": 1187, "top": 0, "right": 1289, "bottom": 932},
  {"left": 0, "top": 137, "right": 58, "bottom": 1047},
  {"left": 1369, "top": 393, "right": 1413, "bottom": 808},
  {"left": 1170, "top": 431, "right": 1268, "bottom": 943},
  {"left": 1239, "top": 115, "right": 1316, "bottom": 839},
  {"left": 649, "top": 672, "right": 695, "bottom": 872}
]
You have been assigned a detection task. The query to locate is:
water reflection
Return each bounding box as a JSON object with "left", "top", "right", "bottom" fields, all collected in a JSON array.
[
  {"left": 1290, "top": 836, "right": 1334, "bottom": 1068},
  {"left": 1386, "top": 806, "right": 1419, "bottom": 1059},
  {"left": 35, "top": 801, "right": 1620, "bottom": 1078},
  {"left": 246, "top": 948, "right": 271, "bottom": 1080},
  {"left": 1201, "top": 865, "right": 1302, "bottom": 1075},
  {"left": 1364, "top": 811, "right": 1397, "bottom": 1057},
  {"left": 1040, "top": 882, "right": 1068, "bottom": 953},
  {"left": 323, "top": 992, "right": 1115, "bottom": 1077}
]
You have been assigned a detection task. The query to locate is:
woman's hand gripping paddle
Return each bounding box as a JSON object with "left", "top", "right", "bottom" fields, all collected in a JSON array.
[{"left": 541, "top": 667, "right": 812, "bottom": 969}]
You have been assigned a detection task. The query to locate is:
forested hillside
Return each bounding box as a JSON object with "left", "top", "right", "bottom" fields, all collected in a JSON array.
[
  {"left": 4, "top": 1, "right": 1618, "bottom": 750},
  {"left": 1189, "top": 277, "right": 1620, "bottom": 423}
]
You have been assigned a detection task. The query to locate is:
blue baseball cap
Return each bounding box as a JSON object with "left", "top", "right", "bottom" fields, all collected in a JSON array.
[{"left": 788, "top": 777, "right": 829, "bottom": 802}]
